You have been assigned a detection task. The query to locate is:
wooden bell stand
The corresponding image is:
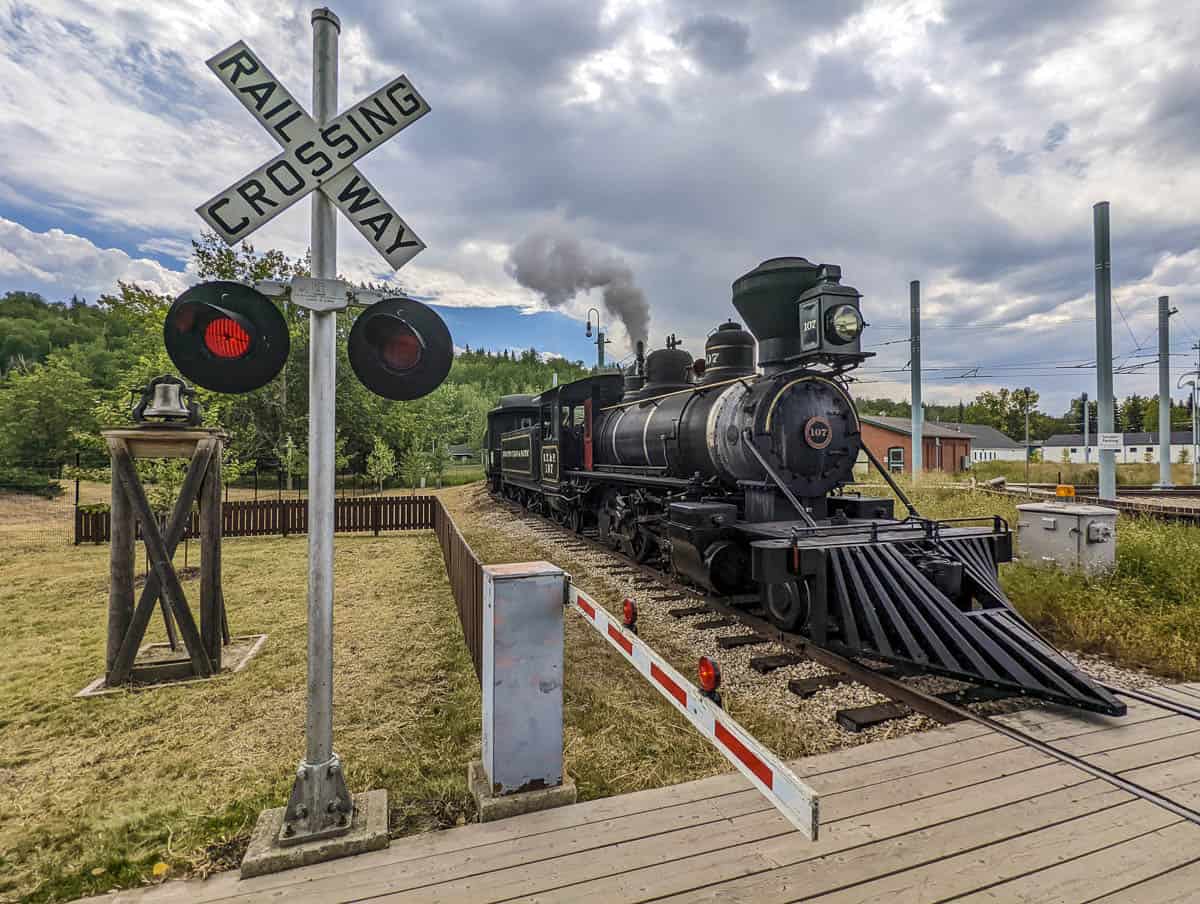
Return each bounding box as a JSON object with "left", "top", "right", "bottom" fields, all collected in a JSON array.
[{"left": 101, "top": 427, "right": 230, "bottom": 688}]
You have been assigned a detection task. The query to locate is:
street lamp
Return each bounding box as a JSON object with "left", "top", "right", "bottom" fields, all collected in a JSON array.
[
  {"left": 1178, "top": 373, "right": 1198, "bottom": 486},
  {"left": 585, "top": 307, "right": 609, "bottom": 370}
]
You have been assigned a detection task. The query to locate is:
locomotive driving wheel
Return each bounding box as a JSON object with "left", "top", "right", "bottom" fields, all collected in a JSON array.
[{"left": 765, "top": 579, "right": 811, "bottom": 632}]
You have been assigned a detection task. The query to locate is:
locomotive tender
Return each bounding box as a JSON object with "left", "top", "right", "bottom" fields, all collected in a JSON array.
[{"left": 485, "top": 256, "right": 1123, "bottom": 716}]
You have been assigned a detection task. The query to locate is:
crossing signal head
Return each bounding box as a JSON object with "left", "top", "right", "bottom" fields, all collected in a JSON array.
[
  {"left": 164, "top": 281, "right": 290, "bottom": 393},
  {"left": 348, "top": 297, "right": 453, "bottom": 401}
]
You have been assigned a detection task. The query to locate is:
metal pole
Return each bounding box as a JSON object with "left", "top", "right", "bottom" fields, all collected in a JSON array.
[
  {"left": 1082, "top": 391, "right": 1089, "bottom": 463},
  {"left": 910, "top": 280, "right": 922, "bottom": 480},
  {"left": 1158, "top": 296, "right": 1173, "bottom": 488},
  {"left": 281, "top": 6, "right": 353, "bottom": 845},
  {"left": 1024, "top": 400, "right": 1030, "bottom": 496},
  {"left": 597, "top": 327, "right": 606, "bottom": 370},
  {"left": 1093, "top": 202, "right": 1116, "bottom": 499}
]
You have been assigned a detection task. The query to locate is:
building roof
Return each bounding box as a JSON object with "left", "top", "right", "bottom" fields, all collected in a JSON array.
[
  {"left": 935, "top": 422, "right": 1023, "bottom": 449},
  {"left": 447, "top": 443, "right": 476, "bottom": 455},
  {"left": 859, "top": 415, "right": 970, "bottom": 440},
  {"left": 1043, "top": 431, "right": 1194, "bottom": 446}
]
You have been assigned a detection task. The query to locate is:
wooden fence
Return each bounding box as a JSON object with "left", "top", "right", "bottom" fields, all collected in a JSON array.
[
  {"left": 75, "top": 495, "right": 439, "bottom": 543},
  {"left": 432, "top": 499, "right": 484, "bottom": 681},
  {"left": 76, "top": 493, "right": 486, "bottom": 682}
]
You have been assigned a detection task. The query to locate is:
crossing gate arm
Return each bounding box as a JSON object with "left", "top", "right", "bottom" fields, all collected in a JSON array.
[{"left": 567, "top": 585, "right": 819, "bottom": 840}]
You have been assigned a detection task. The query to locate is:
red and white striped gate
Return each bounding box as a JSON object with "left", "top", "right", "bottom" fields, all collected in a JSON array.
[{"left": 568, "top": 585, "right": 819, "bottom": 840}]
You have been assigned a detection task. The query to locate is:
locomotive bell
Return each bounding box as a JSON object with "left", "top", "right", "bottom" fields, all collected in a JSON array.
[
  {"left": 132, "top": 375, "right": 202, "bottom": 426},
  {"left": 145, "top": 381, "right": 189, "bottom": 419}
]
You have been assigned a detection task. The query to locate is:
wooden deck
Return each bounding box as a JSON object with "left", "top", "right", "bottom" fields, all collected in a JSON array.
[{"left": 82, "top": 683, "right": 1200, "bottom": 903}]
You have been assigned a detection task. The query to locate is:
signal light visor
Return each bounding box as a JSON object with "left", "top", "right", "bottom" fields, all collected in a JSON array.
[{"left": 698, "top": 656, "right": 722, "bottom": 693}]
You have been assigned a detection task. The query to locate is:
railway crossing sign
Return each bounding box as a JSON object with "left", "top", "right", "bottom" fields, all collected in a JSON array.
[{"left": 199, "top": 39, "right": 428, "bottom": 269}]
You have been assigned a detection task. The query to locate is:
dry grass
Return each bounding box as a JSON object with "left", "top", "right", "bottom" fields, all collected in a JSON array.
[{"left": 0, "top": 501, "right": 478, "bottom": 903}]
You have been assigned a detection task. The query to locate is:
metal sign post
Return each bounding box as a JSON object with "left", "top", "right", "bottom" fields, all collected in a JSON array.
[{"left": 196, "top": 7, "right": 434, "bottom": 867}]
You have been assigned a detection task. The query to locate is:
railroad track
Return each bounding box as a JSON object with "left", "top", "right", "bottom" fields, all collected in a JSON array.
[{"left": 497, "top": 492, "right": 1200, "bottom": 829}]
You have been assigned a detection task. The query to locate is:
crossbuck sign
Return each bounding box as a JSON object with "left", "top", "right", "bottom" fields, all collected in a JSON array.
[{"left": 198, "top": 40, "right": 428, "bottom": 269}]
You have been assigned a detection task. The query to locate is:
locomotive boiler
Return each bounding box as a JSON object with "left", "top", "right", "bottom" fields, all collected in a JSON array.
[{"left": 484, "top": 256, "right": 1124, "bottom": 717}]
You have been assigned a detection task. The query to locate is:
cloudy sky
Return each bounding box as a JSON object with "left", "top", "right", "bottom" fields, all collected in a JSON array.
[{"left": 1, "top": 0, "right": 1198, "bottom": 412}]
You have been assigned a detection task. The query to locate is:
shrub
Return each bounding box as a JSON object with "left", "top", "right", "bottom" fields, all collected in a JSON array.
[{"left": 0, "top": 466, "right": 64, "bottom": 498}]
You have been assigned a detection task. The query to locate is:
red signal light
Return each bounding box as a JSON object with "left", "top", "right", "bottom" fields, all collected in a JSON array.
[
  {"left": 622, "top": 598, "right": 638, "bottom": 628},
  {"left": 204, "top": 316, "right": 252, "bottom": 359},
  {"left": 698, "top": 656, "right": 722, "bottom": 694},
  {"left": 370, "top": 318, "right": 423, "bottom": 372}
]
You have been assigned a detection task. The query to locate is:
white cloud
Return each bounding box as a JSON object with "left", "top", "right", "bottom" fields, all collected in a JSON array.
[{"left": 0, "top": 217, "right": 188, "bottom": 299}]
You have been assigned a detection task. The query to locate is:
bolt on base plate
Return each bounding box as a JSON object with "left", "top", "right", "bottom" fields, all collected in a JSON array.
[{"left": 279, "top": 752, "right": 354, "bottom": 846}]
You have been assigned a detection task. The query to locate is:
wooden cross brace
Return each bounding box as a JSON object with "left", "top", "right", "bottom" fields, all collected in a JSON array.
[{"left": 105, "top": 435, "right": 226, "bottom": 686}]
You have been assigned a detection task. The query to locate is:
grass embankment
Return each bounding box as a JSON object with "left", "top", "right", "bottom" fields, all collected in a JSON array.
[
  {"left": 861, "top": 478, "right": 1200, "bottom": 679},
  {"left": 969, "top": 460, "right": 1196, "bottom": 486}
]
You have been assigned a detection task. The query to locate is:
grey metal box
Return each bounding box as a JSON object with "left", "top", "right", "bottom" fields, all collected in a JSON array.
[{"left": 1016, "top": 502, "right": 1117, "bottom": 576}]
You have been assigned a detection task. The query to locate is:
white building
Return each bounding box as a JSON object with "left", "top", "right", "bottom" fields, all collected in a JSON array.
[
  {"left": 1042, "top": 431, "right": 1196, "bottom": 464},
  {"left": 938, "top": 423, "right": 1027, "bottom": 463}
]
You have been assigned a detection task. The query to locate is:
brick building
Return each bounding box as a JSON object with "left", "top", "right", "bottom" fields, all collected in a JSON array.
[{"left": 859, "top": 415, "right": 973, "bottom": 474}]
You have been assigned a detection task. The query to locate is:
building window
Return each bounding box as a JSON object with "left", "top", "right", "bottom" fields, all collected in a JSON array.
[
  {"left": 1071, "top": 448, "right": 1078, "bottom": 453},
  {"left": 1130, "top": 447, "right": 1137, "bottom": 453},
  {"left": 887, "top": 446, "right": 905, "bottom": 472}
]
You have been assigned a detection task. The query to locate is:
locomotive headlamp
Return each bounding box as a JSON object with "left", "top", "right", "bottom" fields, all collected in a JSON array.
[{"left": 826, "top": 304, "right": 863, "bottom": 345}]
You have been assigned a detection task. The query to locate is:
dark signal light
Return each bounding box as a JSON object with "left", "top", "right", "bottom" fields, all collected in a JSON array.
[
  {"left": 164, "top": 281, "right": 289, "bottom": 394},
  {"left": 349, "top": 297, "right": 452, "bottom": 401}
]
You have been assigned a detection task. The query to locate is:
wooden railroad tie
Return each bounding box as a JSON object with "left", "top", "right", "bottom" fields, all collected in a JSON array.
[
  {"left": 837, "top": 702, "right": 909, "bottom": 732},
  {"left": 668, "top": 606, "right": 711, "bottom": 618},
  {"left": 694, "top": 617, "right": 738, "bottom": 630},
  {"left": 789, "top": 674, "right": 851, "bottom": 698},
  {"left": 717, "top": 634, "right": 767, "bottom": 650},
  {"left": 750, "top": 653, "right": 805, "bottom": 674}
]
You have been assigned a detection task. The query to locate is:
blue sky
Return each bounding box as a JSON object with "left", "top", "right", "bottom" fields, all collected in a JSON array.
[{"left": 2, "top": 0, "right": 1199, "bottom": 413}]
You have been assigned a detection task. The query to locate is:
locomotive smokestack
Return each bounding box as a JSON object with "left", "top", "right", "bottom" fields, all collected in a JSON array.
[{"left": 635, "top": 340, "right": 645, "bottom": 376}]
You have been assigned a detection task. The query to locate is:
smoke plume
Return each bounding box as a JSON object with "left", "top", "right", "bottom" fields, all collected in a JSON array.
[{"left": 506, "top": 230, "right": 650, "bottom": 346}]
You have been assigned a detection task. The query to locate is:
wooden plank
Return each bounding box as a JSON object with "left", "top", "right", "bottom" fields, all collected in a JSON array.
[
  {"left": 613, "top": 750, "right": 1200, "bottom": 904},
  {"left": 952, "top": 818, "right": 1200, "bottom": 903},
  {"left": 1086, "top": 856, "right": 1200, "bottom": 903},
  {"left": 106, "top": 447, "right": 135, "bottom": 674},
  {"left": 131, "top": 658, "right": 198, "bottom": 685},
  {"left": 200, "top": 442, "right": 222, "bottom": 669},
  {"left": 809, "top": 781, "right": 1200, "bottom": 902}
]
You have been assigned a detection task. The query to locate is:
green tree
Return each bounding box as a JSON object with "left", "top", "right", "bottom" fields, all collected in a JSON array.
[
  {"left": 0, "top": 355, "right": 97, "bottom": 464},
  {"left": 399, "top": 448, "right": 427, "bottom": 494},
  {"left": 366, "top": 436, "right": 397, "bottom": 492},
  {"left": 428, "top": 441, "right": 450, "bottom": 488}
]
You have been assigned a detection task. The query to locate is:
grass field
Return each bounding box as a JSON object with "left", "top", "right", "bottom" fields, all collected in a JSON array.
[
  {"left": 5, "top": 476, "right": 1200, "bottom": 902},
  {"left": 968, "top": 459, "right": 1198, "bottom": 486}
]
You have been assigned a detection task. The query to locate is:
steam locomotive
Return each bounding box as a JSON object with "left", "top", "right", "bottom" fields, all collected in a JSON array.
[{"left": 484, "top": 256, "right": 1123, "bottom": 716}]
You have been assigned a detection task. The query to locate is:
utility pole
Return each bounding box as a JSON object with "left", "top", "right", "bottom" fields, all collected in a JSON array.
[
  {"left": 1082, "top": 391, "right": 1089, "bottom": 462},
  {"left": 1093, "top": 202, "right": 1116, "bottom": 500},
  {"left": 585, "top": 307, "right": 609, "bottom": 370},
  {"left": 910, "top": 280, "right": 922, "bottom": 480},
  {"left": 1157, "top": 296, "right": 1175, "bottom": 488},
  {"left": 1024, "top": 397, "right": 1031, "bottom": 497}
]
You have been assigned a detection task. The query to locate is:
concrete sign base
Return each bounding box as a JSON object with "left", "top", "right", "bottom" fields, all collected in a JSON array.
[
  {"left": 468, "top": 760, "right": 576, "bottom": 822},
  {"left": 240, "top": 789, "right": 389, "bottom": 878}
]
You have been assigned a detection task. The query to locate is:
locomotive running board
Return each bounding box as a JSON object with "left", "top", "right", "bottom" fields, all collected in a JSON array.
[{"left": 824, "top": 537, "right": 1126, "bottom": 716}]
